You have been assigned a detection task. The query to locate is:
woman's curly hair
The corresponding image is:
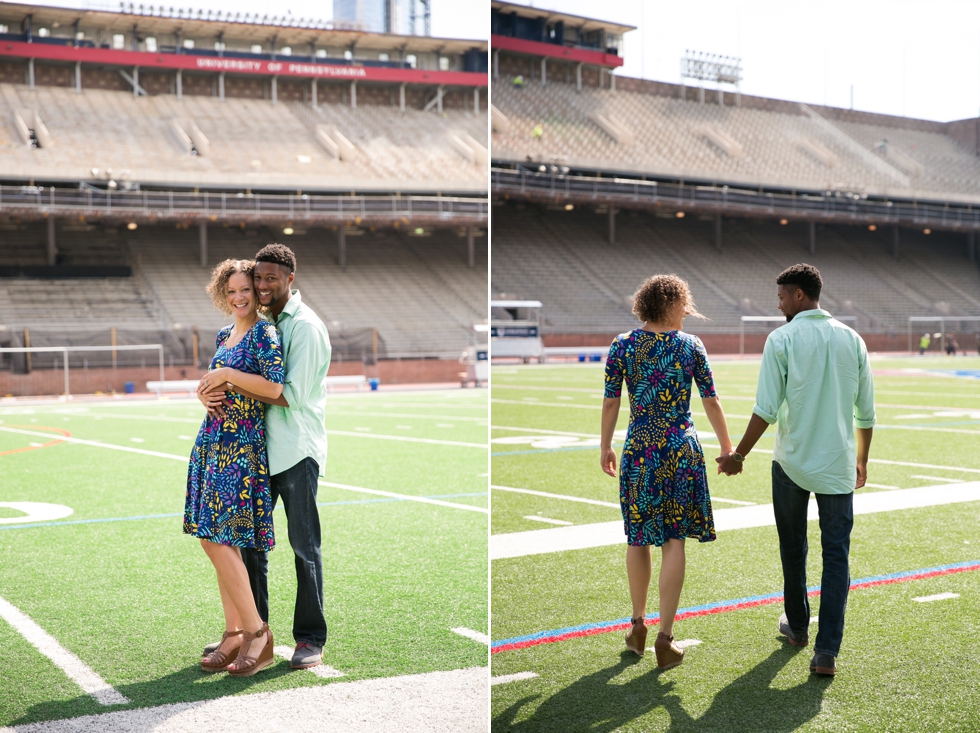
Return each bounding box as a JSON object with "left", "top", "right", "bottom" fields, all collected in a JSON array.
[
  {"left": 631, "top": 274, "right": 704, "bottom": 324},
  {"left": 206, "top": 259, "right": 256, "bottom": 315}
]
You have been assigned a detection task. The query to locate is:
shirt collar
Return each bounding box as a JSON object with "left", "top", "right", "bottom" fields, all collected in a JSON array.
[
  {"left": 276, "top": 290, "right": 302, "bottom": 323},
  {"left": 795, "top": 308, "right": 831, "bottom": 319}
]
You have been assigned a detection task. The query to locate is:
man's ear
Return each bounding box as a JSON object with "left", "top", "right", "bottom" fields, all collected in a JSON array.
[{"left": 288, "top": 271, "right": 296, "bottom": 286}]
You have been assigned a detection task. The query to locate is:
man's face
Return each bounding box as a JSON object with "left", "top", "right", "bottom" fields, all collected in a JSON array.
[
  {"left": 777, "top": 284, "right": 803, "bottom": 322},
  {"left": 254, "top": 261, "right": 293, "bottom": 308}
]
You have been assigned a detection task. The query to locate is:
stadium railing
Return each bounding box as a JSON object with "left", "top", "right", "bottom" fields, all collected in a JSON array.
[
  {"left": 0, "top": 187, "right": 489, "bottom": 225},
  {"left": 491, "top": 167, "right": 980, "bottom": 231},
  {"left": 0, "top": 344, "right": 164, "bottom": 396}
]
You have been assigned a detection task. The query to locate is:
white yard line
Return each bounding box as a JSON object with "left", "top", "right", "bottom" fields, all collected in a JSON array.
[
  {"left": 0, "top": 426, "right": 187, "bottom": 462},
  {"left": 324, "top": 411, "right": 487, "bottom": 422},
  {"left": 710, "top": 497, "right": 757, "bottom": 506},
  {"left": 319, "top": 481, "right": 488, "bottom": 514},
  {"left": 911, "top": 475, "right": 965, "bottom": 483},
  {"left": 0, "top": 595, "right": 128, "bottom": 706},
  {"left": 2, "top": 666, "right": 488, "bottom": 733},
  {"left": 325, "top": 430, "right": 487, "bottom": 448},
  {"left": 451, "top": 627, "right": 489, "bottom": 645},
  {"left": 492, "top": 485, "right": 619, "bottom": 508},
  {"left": 913, "top": 593, "right": 959, "bottom": 603},
  {"left": 523, "top": 516, "right": 573, "bottom": 526},
  {"left": 490, "top": 481, "right": 980, "bottom": 560},
  {"left": 491, "top": 672, "right": 539, "bottom": 685},
  {"left": 864, "top": 483, "right": 901, "bottom": 490},
  {"left": 272, "top": 646, "right": 345, "bottom": 678}
]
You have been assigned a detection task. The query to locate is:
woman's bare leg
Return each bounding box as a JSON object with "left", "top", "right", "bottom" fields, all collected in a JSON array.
[
  {"left": 626, "top": 545, "right": 652, "bottom": 620},
  {"left": 201, "top": 540, "right": 268, "bottom": 661},
  {"left": 658, "top": 539, "right": 686, "bottom": 636}
]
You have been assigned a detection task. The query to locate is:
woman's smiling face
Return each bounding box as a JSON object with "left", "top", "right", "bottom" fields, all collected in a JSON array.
[{"left": 226, "top": 271, "right": 256, "bottom": 318}]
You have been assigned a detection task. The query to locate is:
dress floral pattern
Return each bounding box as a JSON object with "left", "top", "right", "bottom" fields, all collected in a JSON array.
[
  {"left": 605, "top": 329, "right": 717, "bottom": 547},
  {"left": 183, "top": 320, "right": 284, "bottom": 551}
]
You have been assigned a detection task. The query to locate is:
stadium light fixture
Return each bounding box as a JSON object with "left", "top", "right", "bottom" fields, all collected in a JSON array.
[
  {"left": 779, "top": 219, "right": 788, "bottom": 225},
  {"left": 283, "top": 226, "right": 294, "bottom": 235},
  {"left": 564, "top": 204, "right": 574, "bottom": 211},
  {"left": 127, "top": 222, "right": 138, "bottom": 230},
  {"left": 868, "top": 224, "right": 877, "bottom": 231},
  {"left": 923, "top": 228, "right": 931, "bottom": 235},
  {"left": 415, "top": 227, "right": 425, "bottom": 235},
  {"left": 675, "top": 211, "right": 685, "bottom": 218}
]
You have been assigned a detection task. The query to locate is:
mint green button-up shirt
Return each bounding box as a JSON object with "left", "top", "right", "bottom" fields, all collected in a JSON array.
[
  {"left": 753, "top": 309, "right": 876, "bottom": 495},
  {"left": 265, "top": 290, "right": 331, "bottom": 476}
]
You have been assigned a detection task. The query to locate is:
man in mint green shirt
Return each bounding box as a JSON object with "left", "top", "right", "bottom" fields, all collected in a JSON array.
[
  {"left": 202, "top": 244, "right": 332, "bottom": 671},
  {"left": 718, "top": 264, "right": 875, "bottom": 677}
]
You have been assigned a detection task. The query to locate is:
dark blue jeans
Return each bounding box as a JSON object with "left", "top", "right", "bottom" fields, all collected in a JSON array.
[
  {"left": 772, "top": 461, "right": 853, "bottom": 657},
  {"left": 241, "top": 457, "right": 327, "bottom": 646}
]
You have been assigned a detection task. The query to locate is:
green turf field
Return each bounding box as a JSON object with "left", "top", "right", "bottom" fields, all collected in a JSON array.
[
  {"left": 0, "top": 388, "right": 488, "bottom": 727},
  {"left": 490, "top": 356, "right": 980, "bottom": 733}
]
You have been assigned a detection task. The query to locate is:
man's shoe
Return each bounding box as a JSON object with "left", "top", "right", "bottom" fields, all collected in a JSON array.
[
  {"left": 809, "top": 652, "right": 836, "bottom": 676},
  {"left": 291, "top": 642, "right": 323, "bottom": 669},
  {"left": 778, "top": 613, "right": 809, "bottom": 647}
]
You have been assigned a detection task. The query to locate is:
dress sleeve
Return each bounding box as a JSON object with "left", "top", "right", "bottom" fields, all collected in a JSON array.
[
  {"left": 692, "top": 336, "right": 717, "bottom": 398},
  {"left": 254, "top": 322, "right": 285, "bottom": 385},
  {"left": 215, "top": 326, "right": 232, "bottom": 350},
  {"left": 604, "top": 336, "right": 625, "bottom": 398}
]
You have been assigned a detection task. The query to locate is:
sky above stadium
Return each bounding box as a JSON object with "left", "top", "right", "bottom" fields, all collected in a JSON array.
[
  {"left": 525, "top": 0, "right": 980, "bottom": 123},
  {"left": 42, "top": 0, "right": 486, "bottom": 41}
]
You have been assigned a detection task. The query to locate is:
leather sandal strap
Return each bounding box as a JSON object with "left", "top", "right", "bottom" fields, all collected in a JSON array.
[{"left": 222, "top": 629, "right": 244, "bottom": 640}]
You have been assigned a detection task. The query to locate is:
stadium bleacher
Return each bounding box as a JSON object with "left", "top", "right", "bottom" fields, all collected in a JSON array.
[{"left": 492, "top": 201, "right": 980, "bottom": 336}]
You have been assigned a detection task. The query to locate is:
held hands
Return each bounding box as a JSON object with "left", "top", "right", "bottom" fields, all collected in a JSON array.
[
  {"left": 600, "top": 447, "right": 618, "bottom": 477},
  {"left": 197, "top": 369, "right": 232, "bottom": 419},
  {"left": 716, "top": 450, "right": 743, "bottom": 476}
]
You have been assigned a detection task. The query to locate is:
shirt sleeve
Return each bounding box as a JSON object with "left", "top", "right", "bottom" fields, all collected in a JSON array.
[
  {"left": 753, "top": 333, "right": 787, "bottom": 425},
  {"left": 255, "top": 322, "right": 285, "bottom": 385},
  {"left": 281, "top": 320, "right": 332, "bottom": 409},
  {"left": 603, "top": 337, "right": 625, "bottom": 398},
  {"left": 853, "top": 336, "right": 876, "bottom": 429},
  {"left": 692, "top": 336, "right": 717, "bottom": 398}
]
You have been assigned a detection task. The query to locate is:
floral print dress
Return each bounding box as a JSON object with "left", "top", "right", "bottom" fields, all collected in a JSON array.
[
  {"left": 183, "top": 320, "right": 284, "bottom": 551},
  {"left": 604, "top": 329, "right": 717, "bottom": 547}
]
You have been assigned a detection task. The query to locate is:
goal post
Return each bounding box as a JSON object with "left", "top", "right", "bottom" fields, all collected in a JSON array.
[
  {"left": 907, "top": 316, "right": 980, "bottom": 355},
  {"left": 0, "top": 344, "right": 164, "bottom": 398}
]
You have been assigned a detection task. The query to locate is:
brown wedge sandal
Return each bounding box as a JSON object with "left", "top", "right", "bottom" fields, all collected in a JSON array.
[
  {"left": 200, "top": 629, "right": 244, "bottom": 672},
  {"left": 227, "top": 623, "right": 274, "bottom": 677},
  {"left": 654, "top": 631, "right": 684, "bottom": 670},
  {"left": 625, "top": 616, "right": 647, "bottom": 656}
]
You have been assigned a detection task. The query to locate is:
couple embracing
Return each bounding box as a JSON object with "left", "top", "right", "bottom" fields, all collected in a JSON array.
[
  {"left": 182, "top": 243, "right": 332, "bottom": 676},
  {"left": 601, "top": 264, "right": 875, "bottom": 677}
]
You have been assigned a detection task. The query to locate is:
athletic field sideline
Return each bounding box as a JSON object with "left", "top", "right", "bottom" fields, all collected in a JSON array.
[
  {"left": 0, "top": 388, "right": 488, "bottom": 730},
  {"left": 491, "top": 356, "right": 980, "bottom": 733}
]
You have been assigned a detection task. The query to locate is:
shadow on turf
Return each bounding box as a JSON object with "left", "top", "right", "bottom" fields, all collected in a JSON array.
[
  {"left": 493, "top": 645, "right": 833, "bottom": 733},
  {"left": 10, "top": 660, "right": 297, "bottom": 727}
]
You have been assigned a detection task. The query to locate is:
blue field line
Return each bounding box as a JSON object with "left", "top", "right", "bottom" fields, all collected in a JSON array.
[
  {"left": 0, "top": 491, "right": 488, "bottom": 531},
  {"left": 491, "top": 558, "right": 980, "bottom": 651}
]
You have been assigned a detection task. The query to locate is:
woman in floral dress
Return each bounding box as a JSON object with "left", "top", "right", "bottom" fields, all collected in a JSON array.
[
  {"left": 600, "top": 274, "right": 736, "bottom": 670},
  {"left": 184, "top": 259, "right": 285, "bottom": 677}
]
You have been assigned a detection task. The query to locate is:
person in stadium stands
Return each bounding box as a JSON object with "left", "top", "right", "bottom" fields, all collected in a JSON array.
[
  {"left": 513, "top": 74, "right": 524, "bottom": 88},
  {"left": 600, "top": 275, "right": 735, "bottom": 670},
  {"left": 718, "top": 264, "right": 875, "bottom": 677},
  {"left": 945, "top": 333, "right": 958, "bottom": 356},
  {"left": 919, "top": 332, "right": 931, "bottom": 355},
  {"left": 976, "top": 332, "right": 980, "bottom": 355},
  {"left": 199, "top": 244, "right": 332, "bottom": 671},
  {"left": 185, "top": 258, "right": 284, "bottom": 676}
]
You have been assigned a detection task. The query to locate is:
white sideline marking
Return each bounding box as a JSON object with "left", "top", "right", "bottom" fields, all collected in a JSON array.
[
  {"left": 491, "top": 672, "right": 539, "bottom": 685},
  {"left": 273, "top": 646, "right": 345, "bottom": 678},
  {"left": 325, "top": 430, "right": 487, "bottom": 448},
  {"left": 0, "top": 595, "right": 128, "bottom": 706},
  {"left": 913, "top": 592, "right": 960, "bottom": 603},
  {"left": 865, "top": 483, "right": 901, "bottom": 490},
  {"left": 130, "top": 437, "right": 144, "bottom": 443},
  {"left": 675, "top": 639, "right": 702, "bottom": 650},
  {"left": 911, "top": 475, "right": 964, "bottom": 483},
  {"left": 319, "top": 481, "right": 488, "bottom": 514},
  {"left": 451, "top": 627, "right": 489, "bottom": 645},
  {"left": 0, "top": 502, "right": 73, "bottom": 525},
  {"left": 524, "top": 516, "right": 573, "bottom": 526},
  {"left": 3, "top": 666, "right": 488, "bottom": 733},
  {"left": 492, "top": 485, "right": 619, "bottom": 508},
  {"left": 0, "top": 426, "right": 186, "bottom": 461},
  {"left": 810, "top": 616, "right": 820, "bottom": 624},
  {"left": 325, "top": 410, "right": 486, "bottom": 422},
  {"left": 711, "top": 497, "right": 757, "bottom": 506},
  {"left": 490, "top": 481, "right": 980, "bottom": 560}
]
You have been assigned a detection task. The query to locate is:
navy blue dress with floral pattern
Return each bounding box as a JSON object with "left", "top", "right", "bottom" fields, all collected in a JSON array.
[
  {"left": 604, "top": 329, "right": 717, "bottom": 547},
  {"left": 183, "top": 320, "right": 284, "bottom": 551}
]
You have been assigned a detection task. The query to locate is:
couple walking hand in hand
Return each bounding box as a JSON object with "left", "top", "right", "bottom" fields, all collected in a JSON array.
[
  {"left": 601, "top": 264, "right": 875, "bottom": 676},
  {"left": 182, "top": 244, "right": 333, "bottom": 676}
]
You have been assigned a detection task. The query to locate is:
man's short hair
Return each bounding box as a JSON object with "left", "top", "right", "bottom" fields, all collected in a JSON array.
[
  {"left": 255, "top": 243, "right": 297, "bottom": 274},
  {"left": 776, "top": 263, "right": 822, "bottom": 301}
]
